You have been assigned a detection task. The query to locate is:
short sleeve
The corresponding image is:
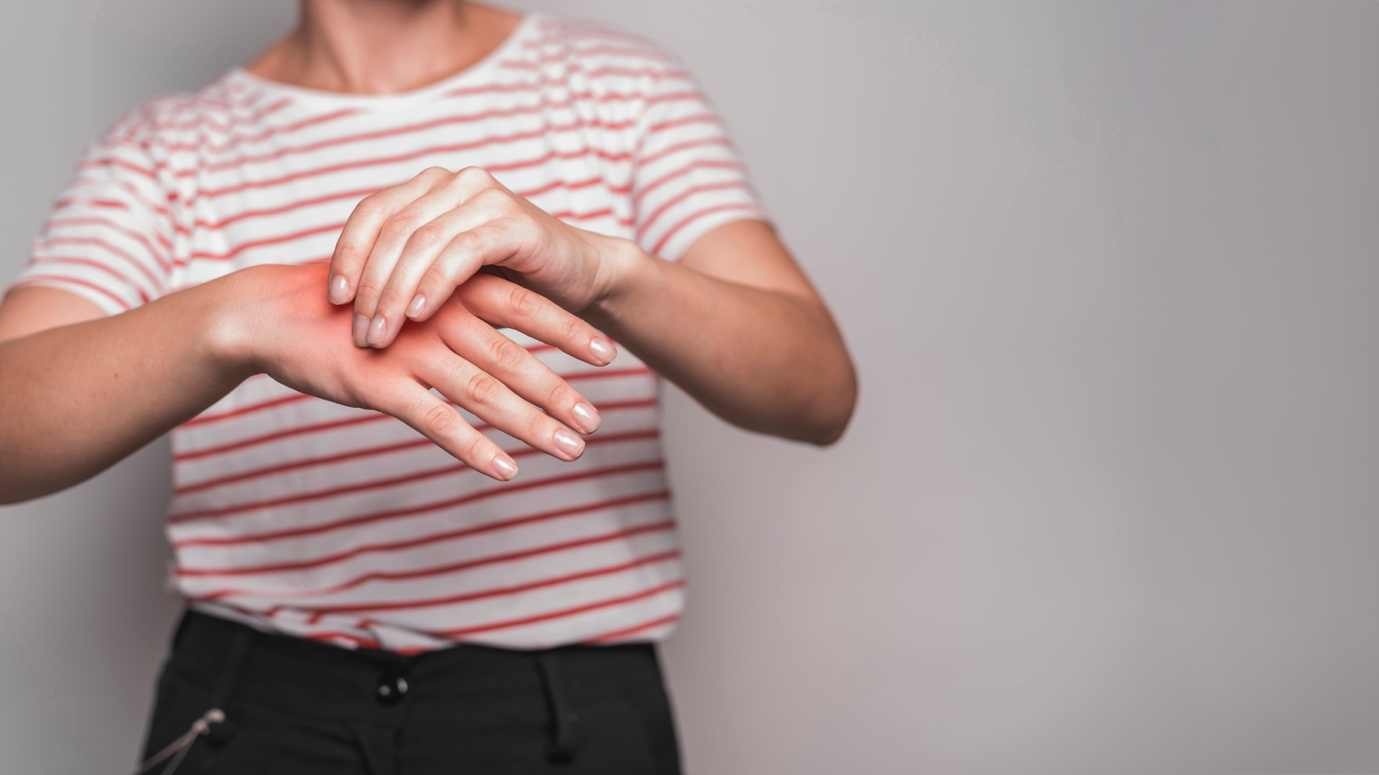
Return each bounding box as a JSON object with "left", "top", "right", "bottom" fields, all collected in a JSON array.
[
  {"left": 630, "top": 59, "right": 771, "bottom": 262},
  {"left": 3, "top": 110, "right": 176, "bottom": 315}
]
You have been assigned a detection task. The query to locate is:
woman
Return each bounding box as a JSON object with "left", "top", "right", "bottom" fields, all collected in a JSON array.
[{"left": 0, "top": 1, "right": 857, "bottom": 772}]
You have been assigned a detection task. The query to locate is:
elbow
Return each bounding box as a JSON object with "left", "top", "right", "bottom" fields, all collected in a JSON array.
[{"left": 805, "top": 359, "right": 859, "bottom": 447}]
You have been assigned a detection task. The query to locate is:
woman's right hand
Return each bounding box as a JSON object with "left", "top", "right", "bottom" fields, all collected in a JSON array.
[{"left": 218, "top": 262, "right": 616, "bottom": 481}]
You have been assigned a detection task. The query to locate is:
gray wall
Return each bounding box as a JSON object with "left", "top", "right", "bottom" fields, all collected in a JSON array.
[{"left": 2, "top": 1, "right": 1377, "bottom": 773}]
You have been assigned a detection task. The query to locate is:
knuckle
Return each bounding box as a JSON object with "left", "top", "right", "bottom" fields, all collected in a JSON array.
[
  {"left": 408, "top": 223, "right": 445, "bottom": 251},
  {"left": 354, "top": 194, "right": 388, "bottom": 220},
  {"left": 558, "top": 312, "right": 586, "bottom": 345},
  {"left": 505, "top": 283, "right": 539, "bottom": 319},
  {"left": 420, "top": 264, "right": 452, "bottom": 293},
  {"left": 333, "top": 240, "right": 364, "bottom": 267},
  {"left": 456, "top": 166, "right": 495, "bottom": 187},
  {"left": 544, "top": 376, "right": 572, "bottom": 411},
  {"left": 486, "top": 335, "right": 525, "bottom": 374},
  {"left": 474, "top": 187, "right": 511, "bottom": 211},
  {"left": 380, "top": 215, "right": 418, "bottom": 242},
  {"left": 450, "top": 229, "right": 486, "bottom": 258},
  {"left": 420, "top": 400, "right": 460, "bottom": 438},
  {"left": 460, "top": 433, "right": 489, "bottom": 466},
  {"left": 465, "top": 371, "right": 501, "bottom": 406}
]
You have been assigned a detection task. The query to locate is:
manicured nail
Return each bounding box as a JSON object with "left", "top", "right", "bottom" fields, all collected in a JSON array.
[
  {"left": 328, "top": 274, "right": 350, "bottom": 304},
  {"left": 553, "top": 428, "right": 584, "bottom": 459},
  {"left": 492, "top": 454, "right": 518, "bottom": 480},
  {"left": 367, "top": 314, "right": 388, "bottom": 346},
  {"left": 589, "top": 337, "right": 616, "bottom": 364},
  {"left": 571, "top": 402, "right": 600, "bottom": 434},
  {"left": 406, "top": 293, "right": 426, "bottom": 319},
  {"left": 352, "top": 314, "right": 370, "bottom": 347}
]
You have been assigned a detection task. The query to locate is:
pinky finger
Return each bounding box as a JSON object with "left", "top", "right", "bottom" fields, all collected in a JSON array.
[{"left": 386, "top": 382, "right": 520, "bottom": 481}]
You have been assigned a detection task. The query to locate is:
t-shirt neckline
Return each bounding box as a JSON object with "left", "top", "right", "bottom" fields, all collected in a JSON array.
[{"left": 228, "top": 12, "right": 541, "bottom": 109}]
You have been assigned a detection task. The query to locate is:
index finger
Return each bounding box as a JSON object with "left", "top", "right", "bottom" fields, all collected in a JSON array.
[{"left": 326, "top": 167, "right": 453, "bottom": 306}]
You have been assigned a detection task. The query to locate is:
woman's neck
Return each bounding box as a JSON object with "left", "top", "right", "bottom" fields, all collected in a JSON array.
[{"left": 247, "top": 0, "right": 521, "bottom": 95}]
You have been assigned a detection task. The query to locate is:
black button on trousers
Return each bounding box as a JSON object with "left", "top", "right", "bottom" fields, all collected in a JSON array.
[{"left": 137, "top": 609, "right": 684, "bottom": 774}]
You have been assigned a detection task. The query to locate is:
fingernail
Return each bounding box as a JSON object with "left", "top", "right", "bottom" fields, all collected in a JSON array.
[
  {"left": 492, "top": 454, "right": 518, "bottom": 480},
  {"left": 352, "top": 314, "right": 370, "bottom": 347},
  {"left": 328, "top": 274, "right": 350, "bottom": 304},
  {"left": 406, "top": 293, "right": 426, "bottom": 319},
  {"left": 589, "top": 337, "right": 616, "bottom": 364},
  {"left": 367, "top": 314, "right": 388, "bottom": 346},
  {"left": 571, "top": 402, "right": 600, "bottom": 434},
  {"left": 553, "top": 428, "right": 584, "bottom": 459}
]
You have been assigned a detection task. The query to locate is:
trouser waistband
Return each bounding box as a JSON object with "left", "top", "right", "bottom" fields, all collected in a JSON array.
[{"left": 160, "top": 608, "right": 664, "bottom": 756}]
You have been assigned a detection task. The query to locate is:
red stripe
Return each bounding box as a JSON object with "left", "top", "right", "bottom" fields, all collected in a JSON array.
[
  {"left": 583, "top": 611, "right": 681, "bottom": 643},
  {"left": 9, "top": 275, "right": 130, "bottom": 310},
  {"left": 516, "top": 42, "right": 672, "bottom": 63},
  {"left": 182, "top": 99, "right": 642, "bottom": 177},
  {"left": 171, "top": 460, "right": 666, "bottom": 548},
  {"left": 35, "top": 234, "right": 167, "bottom": 292},
  {"left": 636, "top": 181, "right": 753, "bottom": 240},
  {"left": 634, "top": 159, "right": 743, "bottom": 206},
  {"left": 194, "top": 108, "right": 648, "bottom": 200},
  {"left": 637, "top": 136, "right": 731, "bottom": 168},
  {"left": 58, "top": 178, "right": 172, "bottom": 222},
  {"left": 161, "top": 108, "right": 361, "bottom": 156},
  {"left": 173, "top": 366, "right": 653, "bottom": 462},
  {"left": 170, "top": 429, "right": 659, "bottom": 526},
  {"left": 188, "top": 174, "right": 631, "bottom": 235},
  {"left": 438, "top": 578, "right": 685, "bottom": 638},
  {"left": 23, "top": 257, "right": 150, "bottom": 302},
  {"left": 304, "top": 548, "right": 681, "bottom": 615},
  {"left": 651, "top": 203, "right": 765, "bottom": 256},
  {"left": 75, "top": 156, "right": 156, "bottom": 180},
  {"left": 181, "top": 490, "right": 670, "bottom": 578},
  {"left": 201, "top": 518, "right": 675, "bottom": 601},
  {"left": 301, "top": 630, "right": 380, "bottom": 649},
  {"left": 175, "top": 399, "right": 655, "bottom": 495},
  {"left": 175, "top": 410, "right": 389, "bottom": 462},
  {"left": 148, "top": 94, "right": 298, "bottom": 136},
  {"left": 47, "top": 214, "right": 173, "bottom": 254},
  {"left": 180, "top": 392, "right": 311, "bottom": 428},
  {"left": 185, "top": 203, "right": 628, "bottom": 264}
]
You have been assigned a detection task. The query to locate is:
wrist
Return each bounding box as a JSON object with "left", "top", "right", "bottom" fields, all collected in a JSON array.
[
  {"left": 198, "top": 266, "right": 269, "bottom": 380},
  {"left": 587, "top": 236, "right": 653, "bottom": 319}
]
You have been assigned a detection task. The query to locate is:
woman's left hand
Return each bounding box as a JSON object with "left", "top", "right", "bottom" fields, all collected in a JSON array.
[{"left": 326, "top": 165, "right": 631, "bottom": 348}]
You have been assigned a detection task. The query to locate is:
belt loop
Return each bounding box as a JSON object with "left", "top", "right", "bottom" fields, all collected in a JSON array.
[{"left": 536, "top": 649, "right": 580, "bottom": 761}]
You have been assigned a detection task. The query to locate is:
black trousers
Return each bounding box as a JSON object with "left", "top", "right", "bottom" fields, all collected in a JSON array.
[{"left": 137, "top": 610, "right": 683, "bottom": 774}]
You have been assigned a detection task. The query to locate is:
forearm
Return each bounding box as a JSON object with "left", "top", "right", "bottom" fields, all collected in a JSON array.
[
  {"left": 584, "top": 240, "right": 857, "bottom": 445},
  {"left": 0, "top": 275, "right": 255, "bottom": 503}
]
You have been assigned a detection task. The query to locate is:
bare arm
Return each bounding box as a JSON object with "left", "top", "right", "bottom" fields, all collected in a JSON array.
[
  {"left": 584, "top": 219, "right": 858, "bottom": 446},
  {"left": 0, "top": 279, "right": 258, "bottom": 503},
  {"left": 0, "top": 264, "right": 617, "bottom": 505}
]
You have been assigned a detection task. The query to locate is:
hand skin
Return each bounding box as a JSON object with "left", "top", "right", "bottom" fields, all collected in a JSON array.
[
  {"left": 328, "top": 166, "right": 857, "bottom": 445},
  {"left": 0, "top": 263, "right": 616, "bottom": 505}
]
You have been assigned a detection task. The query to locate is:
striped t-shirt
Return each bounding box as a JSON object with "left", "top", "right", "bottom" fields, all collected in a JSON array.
[{"left": 4, "top": 12, "right": 770, "bottom": 653}]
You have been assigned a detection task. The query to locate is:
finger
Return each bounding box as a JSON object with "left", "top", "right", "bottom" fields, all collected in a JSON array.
[
  {"left": 368, "top": 204, "right": 499, "bottom": 349},
  {"left": 422, "top": 350, "right": 587, "bottom": 463},
  {"left": 328, "top": 167, "right": 452, "bottom": 310},
  {"left": 382, "top": 379, "right": 519, "bottom": 481},
  {"left": 455, "top": 273, "right": 617, "bottom": 367},
  {"left": 356, "top": 170, "right": 509, "bottom": 347},
  {"left": 438, "top": 311, "right": 602, "bottom": 435},
  {"left": 405, "top": 214, "right": 541, "bottom": 331}
]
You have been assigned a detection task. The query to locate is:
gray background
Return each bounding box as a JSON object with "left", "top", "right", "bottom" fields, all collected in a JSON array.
[{"left": 2, "top": 1, "right": 1377, "bottom": 773}]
